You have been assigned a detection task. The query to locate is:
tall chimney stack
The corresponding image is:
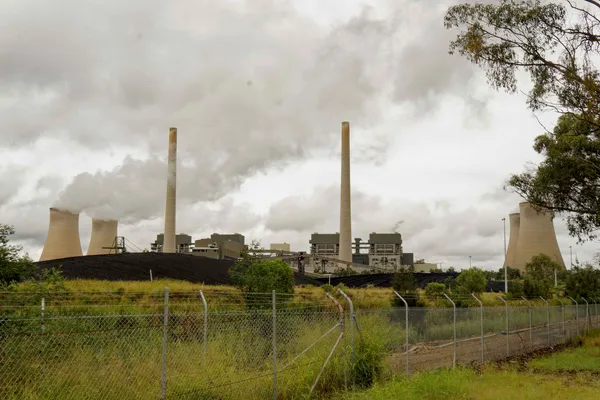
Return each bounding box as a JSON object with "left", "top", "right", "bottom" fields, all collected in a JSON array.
[
  {"left": 163, "top": 127, "right": 177, "bottom": 253},
  {"left": 339, "top": 121, "right": 353, "bottom": 265}
]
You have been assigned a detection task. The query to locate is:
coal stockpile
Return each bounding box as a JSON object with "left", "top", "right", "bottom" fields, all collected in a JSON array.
[
  {"left": 35, "top": 252, "right": 322, "bottom": 286},
  {"left": 316, "top": 272, "right": 460, "bottom": 288}
]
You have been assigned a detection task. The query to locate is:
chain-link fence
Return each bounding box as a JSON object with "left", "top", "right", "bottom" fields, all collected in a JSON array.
[{"left": 1, "top": 289, "right": 599, "bottom": 399}]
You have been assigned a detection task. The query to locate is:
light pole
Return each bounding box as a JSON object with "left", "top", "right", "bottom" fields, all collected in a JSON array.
[
  {"left": 502, "top": 217, "right": 507, "bottom": 293},
  {"left": 469, "top": 255, "right": 472, "bottom": 269},
  {"left": 569, "top": 245, "right": 573, "bottom": 267}
]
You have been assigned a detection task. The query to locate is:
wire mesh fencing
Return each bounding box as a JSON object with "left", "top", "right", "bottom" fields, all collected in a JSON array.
[{"left": 1, "top": 289, "right": 599, "bottom": 399}]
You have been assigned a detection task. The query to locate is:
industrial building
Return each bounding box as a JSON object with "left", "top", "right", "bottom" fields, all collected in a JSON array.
[
  {"left": 151, "top": 233, "right": 192, "bottom": 253},
  {"left": 150, "top": 232, "right": 247, "bottom": 260},
  {"left": 309, "top": 232, "right": 414, "bottom": 270},
  {"left": 505, "top": 202, "right": 566, "bottom": 273},
  {"left": 270, "top": 243, "right": 291, "bottom": 252}
]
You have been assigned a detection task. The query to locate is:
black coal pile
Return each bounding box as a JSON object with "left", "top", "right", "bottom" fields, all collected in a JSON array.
[{"left": 35, "top": 252, "right": 321, "bottom": 286}]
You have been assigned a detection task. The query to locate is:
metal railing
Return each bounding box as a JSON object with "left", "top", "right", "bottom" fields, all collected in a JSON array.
[{"left": 0, "top": 289, "right": 597, "bottom": 399}]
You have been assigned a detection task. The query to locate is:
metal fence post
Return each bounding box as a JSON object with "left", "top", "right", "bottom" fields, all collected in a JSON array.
[
  {"left": 471, "top": 294, "right": 484, "bottom": 363},
  {"left": 499, "top": 296, "right": 509, "bottom": 357},
  {"left": 393, "top": 291, "right": 409, "bottom": 375},
  {"left": 338, "top": 289, "right": 355, "bottom": 368},
  {"left": 161, "top": 287, "right": 169, "bottom": 400},
  {"left": 41, "top": 297, "right": 45, "bottom": 378},
  {"left": 521, "top": 297, "right": 533, "bottom": 349},
  {"left": 568, "top": 297, "right": 579, "bottom": 334},
  {"left": 442, "top": 293, "right": 456, "bottom": 368},
  {"left": 540, "top": 297, "right": 550, "bottom": 347},
  {"left": 581, "top": 297, "right": 590, "bottom": 332},
  {"left": 557, "top": 298, "right": 566, "bottom": 341},
  {"left": 272, "top": 290, "right": 277, "bottom": 400},
  {"left": 199, "top": 290, "right": 208, "bottom": 360},
  {"left": 594, "top": 298, "right": 600, "bottom": 326}
]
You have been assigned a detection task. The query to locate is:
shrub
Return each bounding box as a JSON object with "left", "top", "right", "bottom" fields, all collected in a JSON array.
[
  {"left": 0, "top": 224, "right": 36, "bottom": 286},
  {"left": 454, "top": 268, "right": 487, "bottom": 295},
  {"left": 524, "top": 277, "right": 551, "bottom": 298},
  {"left": 525, "top": 253, "right": 561, "bottom": 290},
  {"left": 506, "top": 280, "right": 524, "bottom": 299},
  {"left": 235, "top": 258, "right": 294, "bottom": 295},
  {"left": 424, "top": 283, "right": 446, "bottom": 299},
  {"left": 564, "top": 264, "right": 600, "bottom": 298}
]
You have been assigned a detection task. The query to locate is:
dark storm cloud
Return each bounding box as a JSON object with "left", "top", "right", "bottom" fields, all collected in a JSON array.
[{"left": 0, "top": 0, "right": 484, "bottom": 222}]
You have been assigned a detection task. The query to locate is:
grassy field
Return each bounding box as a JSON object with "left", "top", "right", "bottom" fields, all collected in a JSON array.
[
  {"left": 9, "top": 278, "right": 570, "bottom": 309},
  {"left": 529, "top": 330, "right": 600, "bottom": 372},
  {"left": 1, "top": 279, "right": 594, "bottom": 399},
  {"left": 341, "top": 330, "right": 600, "bottom": 400}
]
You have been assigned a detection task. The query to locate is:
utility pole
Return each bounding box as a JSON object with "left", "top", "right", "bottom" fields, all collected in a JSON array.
[{"left": 502, "top": 218, "right": 507, "bottom": 293}]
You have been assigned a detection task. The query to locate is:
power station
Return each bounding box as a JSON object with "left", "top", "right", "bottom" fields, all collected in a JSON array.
[
  {"left": 504, "top": 202, "right": 565, "bottom": 273},
  {"left": 37, "top": 122, "right": 428, "bottom": 271}
]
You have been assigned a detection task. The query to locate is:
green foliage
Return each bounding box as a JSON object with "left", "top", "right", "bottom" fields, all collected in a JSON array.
[
  {"left": 525, "top": 253, "right": 561, "bottom": 287},
  {"left": 499, "top": 266, "right": 522, "bottom": 280},
  {"left": 509, "top": 114, "right": 600, "bottom": 241},
  {"left": 0, "top": 224, "right": 36, "bottom": 285},
  {"left": 424, "top": 283, "right": 446, "bottom": 299},
  {"left": 564, "top": 264, "right": 600, "bottom": 299},
  {"left": 445, "top": 1, "right": 600, "bottom": 242},
  {"left": 506, "top": 280, "right": 524, "bottom": 299},
  {"left": 524, "top": 277, "right": 550, "bottom": 299},
  {"left": 20, "top": 266, "right": 67, "bottom": 293},
  {"left": 446, "top": 266, "right": 456, "bottom": 273},
  {"left": 229, "top": 239, "right": 262, "bottom": 286},
  {"left": 350, "top": 334, "right": 385, "bottom": 389},
  {"left": 392, "top": 267, "right": 421, "bottom": 307},
  {"left": 429, "top": 268, "right": 443, "bottom": 273},
  {"left": 392, "top": 267, "right": 415, "bottom": 293},
  {"left": 454, "top": 267, "right": 487, "bottom": 295},
  {"left": 235, "top": 258, "right": 294, "bottom": 296},
  {"left": 524, "top": 253, "right": 561, "bottom": 298},
  {"left": 444, "top": 277, "right": 456, "bottom": 291}
]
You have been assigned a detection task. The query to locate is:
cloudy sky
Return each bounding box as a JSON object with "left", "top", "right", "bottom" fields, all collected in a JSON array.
[{"left": 0, "top": 0, "right": 595, "bottom": 270}]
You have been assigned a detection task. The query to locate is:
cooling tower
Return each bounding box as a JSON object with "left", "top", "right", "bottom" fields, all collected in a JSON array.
[
  {"left": 87, "top": 219, "right": 118, "bottom": 255},
  {"left": 163, "top": 127, "right": 177, "bottom": 253},
  {"left": 39, "top": 208, "right": 83, "bottom": 261},
  {"left": 338, "top": 121, "right": 353, "bottom": 264},
  {"left": 513, "top": 202, "right": 565, "bottom": 272},
  {"left": 504, "top": 213, "right": 520, "bottom": 269}
]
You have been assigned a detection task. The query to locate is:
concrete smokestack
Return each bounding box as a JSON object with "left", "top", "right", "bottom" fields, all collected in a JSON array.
[
  {"left": 504, "top": 213, "right": 520, "bottom": 269},
  {"left": 39, "top": 208, "right": 83, "bottom": 261},
  {"left": 513, "top": 202, "right": 565, "bottom": 273},
  {"left": 87, "top": 219, "right": 118, "bottom": 256},
  {"left": 163, "top": 127, "right": 177, "bottom": 253},
  {"left": 339, "top": 121, "right": 352, "bottom": 264}
]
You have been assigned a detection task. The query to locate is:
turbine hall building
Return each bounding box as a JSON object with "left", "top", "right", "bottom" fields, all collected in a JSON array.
[{"left": 309, "top": 232, "right": 413, "bottom": 269}]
